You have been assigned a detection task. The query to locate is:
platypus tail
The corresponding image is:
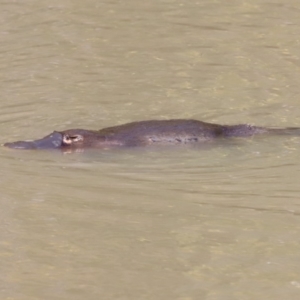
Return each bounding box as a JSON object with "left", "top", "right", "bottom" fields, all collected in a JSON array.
[
  {"left": 222, "top": 124, "right": 300, "bottom": 138},
  {"left": 266, "top": 127, "right": 300, "bottom": 136}
]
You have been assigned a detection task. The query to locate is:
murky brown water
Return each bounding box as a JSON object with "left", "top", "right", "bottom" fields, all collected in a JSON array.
[{"left": 1, "top": 0, "right": 300, "bottom": 299}]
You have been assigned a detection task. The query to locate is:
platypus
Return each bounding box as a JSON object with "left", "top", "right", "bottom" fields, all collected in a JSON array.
[{"left": 3, "top": 119, "right": 300, "bottom": 151}]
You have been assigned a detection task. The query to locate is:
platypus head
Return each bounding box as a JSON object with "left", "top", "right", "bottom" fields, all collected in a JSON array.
[{"left": 4, "top": 129, "right": 99, "bottom": 151}]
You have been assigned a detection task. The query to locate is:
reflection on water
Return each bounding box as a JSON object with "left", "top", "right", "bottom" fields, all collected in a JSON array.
[{"left": 1, "top": 0, "right": 300, "bottom": 299}]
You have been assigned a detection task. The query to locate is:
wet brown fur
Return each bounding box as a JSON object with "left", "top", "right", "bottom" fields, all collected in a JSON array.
[{"left": 59, "top": 119, "right": 269, "bottom": 149}]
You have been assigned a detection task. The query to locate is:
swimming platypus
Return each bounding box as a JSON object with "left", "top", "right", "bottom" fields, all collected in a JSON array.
[{"left": 4, "top": 119, "right": 300, "bottom": 151}]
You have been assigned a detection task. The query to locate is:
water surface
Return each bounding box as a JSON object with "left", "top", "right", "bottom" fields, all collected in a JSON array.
[{"left": 1, "top": 0, "right": 300, "bottom": 299}]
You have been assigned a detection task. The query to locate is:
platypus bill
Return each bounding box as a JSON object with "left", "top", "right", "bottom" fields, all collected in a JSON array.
[{"left": 4, "top": 119, "right": 300, "bottom": 151}]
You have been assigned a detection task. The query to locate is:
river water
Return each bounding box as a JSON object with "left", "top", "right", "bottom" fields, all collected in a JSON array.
[{"left": 1, "top": 0, "right": 300, "bottom": 299}]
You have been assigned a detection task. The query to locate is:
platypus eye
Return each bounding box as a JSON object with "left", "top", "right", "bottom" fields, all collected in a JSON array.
[{"left": 62, "top": 134, "right": 83, "bottom": 145}]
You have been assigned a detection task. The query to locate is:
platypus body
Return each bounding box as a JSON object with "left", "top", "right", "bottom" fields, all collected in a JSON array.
[{"left": 4, "top": 119, "right": 300, "bottom": 151}]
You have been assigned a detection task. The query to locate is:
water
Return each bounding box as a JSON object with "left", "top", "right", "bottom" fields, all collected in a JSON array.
[{"left": 1, "top": 0, "right": 300, "bottom": 299}]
